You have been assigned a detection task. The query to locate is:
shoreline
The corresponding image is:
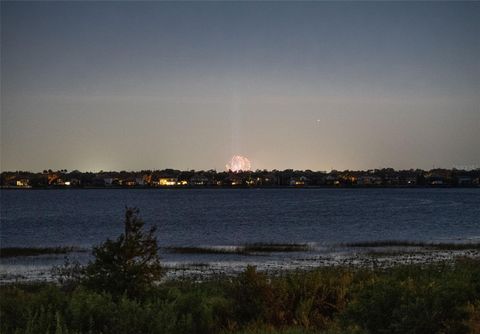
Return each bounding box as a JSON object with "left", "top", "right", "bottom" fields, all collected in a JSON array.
[
  {"left": 2, "top": 185, "right": 479, "bottom": 190},
  {"left": 2, "top": 257, "right": 479, "bottom": 333},
  {"left": 2, "top": 242, "right": 479, "bottom": 284}
]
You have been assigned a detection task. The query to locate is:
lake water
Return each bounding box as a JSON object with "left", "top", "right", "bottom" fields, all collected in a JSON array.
[{"left": 1, "top": 188, "right": 480, "bottom": 280}]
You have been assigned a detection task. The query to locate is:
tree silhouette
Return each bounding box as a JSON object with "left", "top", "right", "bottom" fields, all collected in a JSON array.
[{"left": 83, "top": 207, "right": 162, "bottom": 298}]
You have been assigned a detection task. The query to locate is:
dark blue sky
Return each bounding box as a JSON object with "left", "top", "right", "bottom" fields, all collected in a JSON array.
[{"left": 2, "top": 1, "right": 479, "bottom": 171}]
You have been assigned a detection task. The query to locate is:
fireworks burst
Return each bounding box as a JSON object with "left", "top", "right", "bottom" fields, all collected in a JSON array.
[{"left": 226, "top": 155, "right": 251, "bottom": 172}]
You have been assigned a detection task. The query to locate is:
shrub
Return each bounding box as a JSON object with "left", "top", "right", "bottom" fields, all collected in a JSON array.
[
  {"left": 82, "top": 207, "right": 163, "bottom": 298},
  {"left": 230, "top": 266, "right": 276, "bottom": 325},
  {"left": 341, "top": 263, "right": 478, "bottom": 334}
]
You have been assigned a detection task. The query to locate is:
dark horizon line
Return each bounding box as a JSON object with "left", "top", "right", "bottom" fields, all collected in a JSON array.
[{"left": 2, "top": 167, "right": 480, "bottom": 174}]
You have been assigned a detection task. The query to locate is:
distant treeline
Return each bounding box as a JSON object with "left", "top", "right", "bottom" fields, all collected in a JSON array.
[{"left": 1, "top": 167, "right": 479, "bottom": 188}]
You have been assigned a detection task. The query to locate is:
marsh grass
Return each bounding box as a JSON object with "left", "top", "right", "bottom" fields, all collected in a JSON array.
[
  {"left": 244, "top": 243, "right": 311, "bottom": 253},
  {"left": 166, "top": 243, "right": 311, "bottom": 255},
  {"left": 165, "top": 246, "right": 250, "bottom": 255},
  {"left": 0, "top": 246, "right": 86, "bottom": 258},
  {"left": 344, "top": 240, "right": 480, "bottom": 250}
]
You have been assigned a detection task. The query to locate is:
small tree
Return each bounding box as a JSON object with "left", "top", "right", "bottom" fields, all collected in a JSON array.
[{"left": 83, "top": 207, "right": 163, "bottom": 298}]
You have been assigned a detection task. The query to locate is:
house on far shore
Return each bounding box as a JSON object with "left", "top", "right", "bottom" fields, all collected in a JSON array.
[
  {"left": 104, "top": 178, "right": 114, "bottom": 186},
  {"left": 68, "top": 178, "right": 81, "bottom": 186},
  {"left": 189, "top": 176, "right": 209, "bottom": 186},
  {"left": 325, "top": 174, "right": 340, "bottom": 186},
  {"left": 457, "top": 176, "right": 472, "bottom": 186},
  {"left": 16, "top": 179, "right": 31, "bottom": 188},
  {"left": 158, "top": 178, "right": 178, "bottom": 186},
  {"left": 120, "top": 178, "right": 137, "bottom": 187},
  {"left": 289, "top": 176, "right": 308, "bottom": 186},
  {"left": 357, "top": 176, "right": 382, "bottom": 186},
  {"left": 404, "top": 177, "right": 417, "bottom": 185}
]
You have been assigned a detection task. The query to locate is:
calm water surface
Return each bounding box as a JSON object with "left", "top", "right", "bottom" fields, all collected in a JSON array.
[
  {"left": 2, "top": 188, "right": 479, "bottom": 248},
  {"left": 1, "top": 188, "right": 480, "bottom": 280}
]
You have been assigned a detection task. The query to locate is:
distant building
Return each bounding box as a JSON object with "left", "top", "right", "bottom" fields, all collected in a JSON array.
[
  {"left": 158, "top": 178, "right": 177, "bottom": 186},
  {"left": 225, "top": 176, "right": 243, "bottom": 186},
  {"left": 69, "top": 178, "right": 81, "bottom": 186},
  {"left": 16, "top": 179, "right": 30, "bottom": 187},
  {"left": 48, "top": 173, "right": 60, "bottom": 185},
  {"left": 384, "top": 176, "right": 400, "bottom": 185},
  {"left": 120, "top": 178, "right": 137, "bottom": 186},
  {"left": 357, "top": 176, "right": 382, "bottom": 185},
  {"left": 457, "top": 177, "right": 472, "bottom": 186},
  {"left": 405, "top": 177, "right": 417, "bottom": 185},
  {"left": 55, "top": 179, "right": 67, "bottom": 186},
  {"left": 325, "top": 175, "right": 340, "bottom": 186},
  {"left": 289, "top": 176, "right": 308, "bottom": 186},
  {"left": 190, "top": 176, "right": 209, "bottom": 186}
]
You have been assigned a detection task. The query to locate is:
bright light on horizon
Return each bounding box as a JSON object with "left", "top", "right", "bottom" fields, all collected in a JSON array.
[{"left": 226, "top": 155, "right": 251, "bottom": 172}]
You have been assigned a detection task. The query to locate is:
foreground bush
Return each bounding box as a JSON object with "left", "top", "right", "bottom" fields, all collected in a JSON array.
[
  {"left": 80, "top": 207, "right": 163, "bottom": 299},
  {"left": 342, "top": 261, "right": 480, "bottom": 334},
  {"left": 1, "top": 259, "right": 479, "bottom": 334}
]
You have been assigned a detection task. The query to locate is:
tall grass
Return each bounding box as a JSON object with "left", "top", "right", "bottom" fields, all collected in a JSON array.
[{"left": 1, "top": 258, "right": 479, "bottom": 334}]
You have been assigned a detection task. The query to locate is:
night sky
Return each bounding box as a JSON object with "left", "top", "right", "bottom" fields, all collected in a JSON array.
[{"left": 1, "top": 1, "right": 479, "bottom": 172}]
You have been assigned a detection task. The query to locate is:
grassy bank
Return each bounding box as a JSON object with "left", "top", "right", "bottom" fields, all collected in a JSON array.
[{"left": 1, "top": 259, "right": 479, "bottom": 334}]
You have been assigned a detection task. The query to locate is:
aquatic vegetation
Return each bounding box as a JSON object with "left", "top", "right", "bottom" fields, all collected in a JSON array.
[
  {"left": 165, "top": 246, "right": 250, "bottom": 255},
  {"left": 0, "top": 246, "right": 84, "bottom": 258},
  {"left": 243, "top": 243, "right": 311, "bottom": 253},
  {"left": 344, "top": 240, "right": 480, "bottom": 250},
  {"left": 166, "top": 243, "right": 311, "bottom": 256}
]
